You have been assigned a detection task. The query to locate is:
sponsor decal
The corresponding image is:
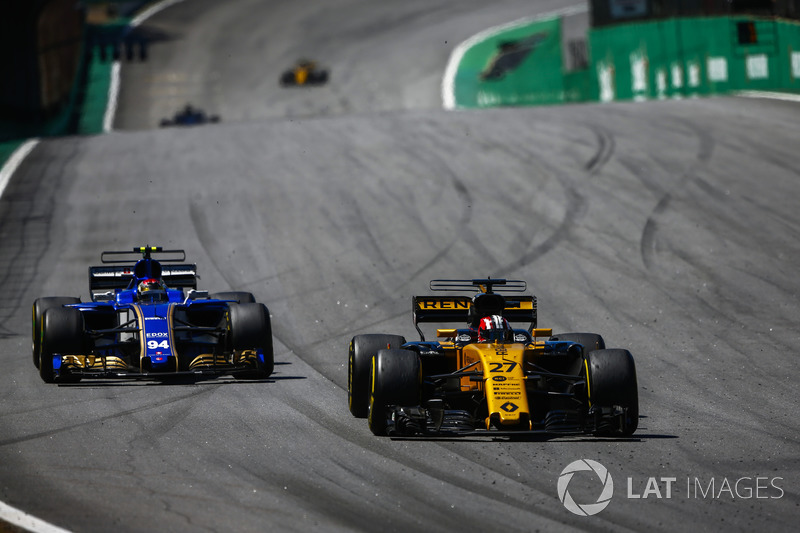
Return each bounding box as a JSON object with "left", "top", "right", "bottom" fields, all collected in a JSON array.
[
  {"left": 500, "top": 401, "right": 519, "bottom": 413},
  {"left": 417, "top": 299, "right": 469, "bottom": 310}
]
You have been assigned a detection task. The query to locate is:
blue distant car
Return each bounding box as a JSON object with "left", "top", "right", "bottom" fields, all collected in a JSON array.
[
  {"left": 32, "top": 246, "right": 272, "bottom": 383},
  {"left": 159, "top": 104, "right": 220, "bottom": 127}
]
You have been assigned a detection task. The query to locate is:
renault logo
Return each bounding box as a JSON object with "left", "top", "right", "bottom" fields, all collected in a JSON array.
[{"left": 500, "top": 402, "right": 518, "bottom": 412}]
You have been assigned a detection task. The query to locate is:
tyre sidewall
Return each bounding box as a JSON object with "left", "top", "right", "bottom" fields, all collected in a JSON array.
[
  {"left": 348, "top": 334, "right": 406, "bottom": 418},
  {"left": 40, "top": 307, "right": 85, "bottom": 383},
  {"left": 229, "top": 303, "right": 274, "bottom": 378},
  {"left": 585, "top": 348, "right": 639, "bottom": 434},
  {"left": 368, "top": 348, "right": 420, "bottom": 435},
  {"left": 32, "top": 297, "right": 80, "bottom": 369}
]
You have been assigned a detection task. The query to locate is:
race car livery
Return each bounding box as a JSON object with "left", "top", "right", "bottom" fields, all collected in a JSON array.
[
  {"left": 280, "top": 59, "right": 329, "bottom": 86},
  {"left": 32, "top": 246, "right": 273, "bottom": 383},
  {"left": 348, "top": 278, "right": 638, "bottom": 437},
  {"left": 159, "top": 104, "right": 220, "bottom": 127}
]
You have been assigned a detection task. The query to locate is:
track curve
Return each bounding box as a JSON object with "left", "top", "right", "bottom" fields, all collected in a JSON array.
[{"left": 0, "top": 1, "right": 798, "bottom": 531}]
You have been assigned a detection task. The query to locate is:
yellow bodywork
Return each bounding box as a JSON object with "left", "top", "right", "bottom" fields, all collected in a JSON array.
[
  {"left": 462, "top": 343, "right": 532, "bottom": 428},
  {"left": 435, "top": 327, "right": 554, "bottom": 430}
]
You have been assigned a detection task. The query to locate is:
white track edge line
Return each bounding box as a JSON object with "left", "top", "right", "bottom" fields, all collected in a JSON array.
[
  {"left": 0, "top": 500, "right": 72, "bottom": 533},
  {"left": 734, "top": 90, "right": 800, "bottom": 103},
  {"left": 0, "top": 1, "right": 188, "bottom": 531},
  {"left": 104, "top": 0, "right": 188, "bottom": 132},
  {"left": 0, "top": 138, "right": 40, "bottom": 199}
]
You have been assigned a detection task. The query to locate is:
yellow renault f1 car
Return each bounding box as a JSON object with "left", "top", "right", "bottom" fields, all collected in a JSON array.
[
  {"left": 280, "top": 59, "right": 329, "bottom": 86},
  {"left": 348, "top": 278, "right": 638, "bottom": 437}
]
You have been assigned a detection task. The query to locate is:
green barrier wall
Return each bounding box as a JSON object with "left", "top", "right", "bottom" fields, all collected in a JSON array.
[
  {"left": 591, "top": 17, "right": 800, "bottom": 102},
  {"left": 453, "top": 17, "right": 565, "bottom": 107},
  {"left": 452, "top": 15, "right": 800, "bottom": 108}
]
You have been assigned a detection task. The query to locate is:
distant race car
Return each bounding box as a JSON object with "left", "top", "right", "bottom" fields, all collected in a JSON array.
[
  {"left": 348, "top": 278, "right": 638, "bottom": 437},
  {"left": 159, "top": 104, "right": 220, "bottom": 127},
  {"left": 280, "top": 59, "right": 329, "bottom": 86},
  {"left": 32, "top": 246, "right": 273, "bottom": 383}
]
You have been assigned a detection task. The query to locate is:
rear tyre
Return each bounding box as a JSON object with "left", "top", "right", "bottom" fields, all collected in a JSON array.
[
  {"left": 40, "top": 308, "right": 85, "bottom": 383},
  {"left": 585, "top": 349, "right": 638, "bottom": 436},
  {"left": 32, "top": 297, "right": 80, "bottom": 369},
  {"left": 211, "top": 291, "right": 256, "bottom": 304},
  {"left": 229, "top": 303, "right": 274, "bottom": 379},
  {"left": 549, "top": 332, "right": 605, "bottom": 354},
  {"left": 280, "top": 71, "right": 294, "bottom": 86},
  {"left": 348, "top": 334, "right": 406, "bottom": 418},
  {"left": 368, "top": 349, "right": 421, "bottom": 436}
]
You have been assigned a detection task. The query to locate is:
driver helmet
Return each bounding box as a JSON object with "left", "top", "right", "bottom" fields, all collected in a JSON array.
[
  {"left": 477, "top": 315, "right": 513, "bottom": 343},
  {"left": 137, "top": 278, "right": 167, "bottom": 302}
]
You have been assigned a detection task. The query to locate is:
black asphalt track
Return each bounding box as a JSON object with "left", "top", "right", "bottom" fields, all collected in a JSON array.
[{"left": 0, "top": 1, "right": 797, "bottom": 531}]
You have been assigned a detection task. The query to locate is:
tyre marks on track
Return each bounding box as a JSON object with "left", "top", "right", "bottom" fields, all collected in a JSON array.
[
  {"left": 640, "top": 118, "right": 714, "bottom": 271},
  {"left": 0, "top": 140, "right": 77, "bottom": 339},
  {"left": 585, "top": 124, "right": 615, "bottom": 175},
  {"left": 493, "top": 124, "right": 614, "bottom": 276},
  {"left": 268, "top": 377, "right": 575, "bottom": 532},
  {"left": 0, "top": 385, "right": 218, "bottom": 447}
]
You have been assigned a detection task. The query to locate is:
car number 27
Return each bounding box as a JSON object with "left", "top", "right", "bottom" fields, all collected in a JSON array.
[
  {"left": 147, "top": 340, "right": 169, "bottom": 350},
  {"left": 488, "top": 362, "right": 517, "bottom": 373}
]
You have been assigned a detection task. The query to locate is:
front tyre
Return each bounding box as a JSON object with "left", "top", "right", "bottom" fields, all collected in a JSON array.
[
  {"left": 348, "top": 334, "right": 406, "bottom": 418},
  {"left": 585, "top": 349, "right": 638, "bottom": 436},
  {"left": 39, "top": 308, "right": 85, "bottom": 383},
  {"left": 32, "top": 297, "right": 80, "bottom": 369},
  {"left": 368, "top": 349, "right": 421, "bottom": 436},
  {"left": 229, "top": 303, "right": 274, "bottom": 379}
]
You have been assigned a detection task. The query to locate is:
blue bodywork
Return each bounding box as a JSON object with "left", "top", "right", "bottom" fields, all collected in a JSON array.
[{"left": 40, "top": 247, "right": 269, "bottom": 381}]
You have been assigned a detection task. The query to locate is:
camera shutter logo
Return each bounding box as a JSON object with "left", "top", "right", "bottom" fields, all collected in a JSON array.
[{"left": 557, "top": 459, "right": 614, "bottom": 516}]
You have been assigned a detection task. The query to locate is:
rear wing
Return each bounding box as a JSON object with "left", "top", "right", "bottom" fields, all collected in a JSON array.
[
  {"left": 429, "top": 278, "right": 527, "bottom": 293},
  {"left": 89, "top": 264, "right": 198, "bottom": 292},
  {"left": 412, "top": 278, "right": 537, "bottom": 340},
  {"left": 412, "top": 295, "right": 537, "bottom": 340},
  {"left": 88, "top": 246, "right": 197, "bottom": 294}
]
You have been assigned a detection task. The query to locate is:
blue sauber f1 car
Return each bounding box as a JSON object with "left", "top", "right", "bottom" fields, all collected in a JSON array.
[{"left": 32, "top": 246, "right": 273, "bottom": 383}]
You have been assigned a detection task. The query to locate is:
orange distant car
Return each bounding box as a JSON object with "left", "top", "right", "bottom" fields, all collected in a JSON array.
[{"left": 280, "top": 59, "right": 329, "bottom": 86}]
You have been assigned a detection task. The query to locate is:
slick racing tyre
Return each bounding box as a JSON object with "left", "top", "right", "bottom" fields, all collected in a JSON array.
[
  {"left": 229, "top": 303, "right": 274, "bottom": 379},
  {"left": 585, "top": 349, "right": 639, "bottom": 436},
  {"left": 211, "top": 291, "right": 256, "bottom": 304},
  {"left": 280, "top": 71, "right": 295, "bottom": 86},
  {"left": 39, "top": 307, "right": 85, "bottom": 383},
  {"left": 549, "top": 332, "right": 605, "bottom": 354},
  {"left": 309, "top": 71, "right": 329, "bottom": 84},
  {"left": 32, "top": 297, "right": 80, "bottom": 369},
  {"left": 368, "top": 349, "right": 420, "bottom": 436},
  {"left": 348, "top": 334, "right": 406, "bottom": 418}
]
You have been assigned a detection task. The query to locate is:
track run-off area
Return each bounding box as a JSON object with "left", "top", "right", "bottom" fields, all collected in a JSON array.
[{"left": 0, "top": 1, "right": 798, "bottom": 531}]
